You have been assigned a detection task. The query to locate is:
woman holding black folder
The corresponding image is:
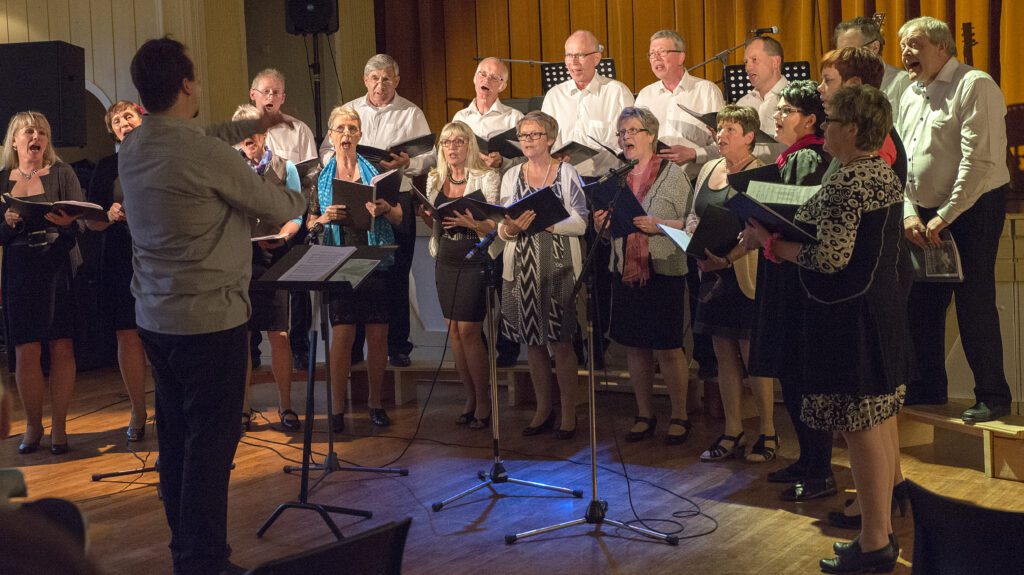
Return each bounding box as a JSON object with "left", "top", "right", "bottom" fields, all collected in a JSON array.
[
  {"left": 592, "top": 107, "right": 693, "bottom": 445},
  {"left": 0, "top": 112, "right": 84, "bottom": 455},
  {"left": 742, "top": 85, "right": 906, "bottom": 574},
  {"left": 685, "top": 105, "right": 777, "bottom": 463},
  {"left": 424, "top": 121, "right": 500, "bottom": 428},
  {"left": 308, "top": 105, "right": 403, "bottom": 429},
  {"left": 497, "top": 111, "right": 588, "bottom": 439}
]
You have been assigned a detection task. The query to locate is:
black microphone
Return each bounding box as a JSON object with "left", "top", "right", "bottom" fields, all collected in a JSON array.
[
  {"left": 465, "top": 229, "right": 498, "bottom": 260},
  {"left": 750, "top": 26, "right": 779, "bottom": 35},
  {"left": 597, "top": 158, "right": 639, "bottom": 185},
  {"left": 306, "top": 222, "right": 324, "bottom": 245}
]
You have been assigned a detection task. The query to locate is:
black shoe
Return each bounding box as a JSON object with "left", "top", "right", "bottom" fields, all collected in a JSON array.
[
  {"left": 768, "top": 462, "right": 807, "bottom": 483},
  {"left": 389, "top": 353, "right": 411, "bottom": 368},
  {"left": 369, "top": 407, "right": 391, "bottom": 427},
  {"left": 664, "top": 418, "right": 691, "bottom": 445},
  {"left": 50, "top": 442, "right": 69, "bottom": 455},
  {"left": 834, "top": 534, "right": 900, "bottom": 556},
  {"left": 828, "top": 481, "right": 910, "bottom": 529},
  {"left": 961, "top": 401, "right": 1010, "bottom": 424},
  {"left": 251, "top": 355, "right": 262, "bottom": 369},
  {"left": 496, "top": 354, "right": 518, "bottom": 368},
  {"left": 331, "top": 413, "right": 345, "bottom": 433},
  {"left": 780, "top": 476, "right": 837, "bottom": 501},
  {"left": 625, "top": 416, "right": 657, "bottom": 442},
  {"left": 279, "top": 409, "right": 301, "bottom": 431},
  {"left": 819, "top": 540, "right": 898, "bottom": 574},
  {"left": 18, "top": 436, "right": 41, "bottom": 455},
  {"left": 455, "top": 410, "right": 474, "bottom": 425},
  {"left": 522, "top": 411, "right": 556, "bottom": 436},
  {"left": 469, "top": 414, "right": 492, "bottom": 430},
  {"left": 699, "top": 432, "right": 745, "bottom": 462},
  {"left": 241, "top": 411, "right": 252, "bottom": 433},
  {"left": 126, "top": 425, "right": 146, "bottom": 442},
  {"left": 554, "top": 417, "right": 577, "bottom": 440}
]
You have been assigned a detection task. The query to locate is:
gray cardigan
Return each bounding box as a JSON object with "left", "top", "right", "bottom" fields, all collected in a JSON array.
[{"left": 609, "top": 160, "right": 692, "bottom": 277}]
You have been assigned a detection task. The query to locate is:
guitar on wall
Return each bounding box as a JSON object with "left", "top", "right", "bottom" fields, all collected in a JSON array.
[{"left": 962, "top": 22, "right": 977, "bottom": 66}]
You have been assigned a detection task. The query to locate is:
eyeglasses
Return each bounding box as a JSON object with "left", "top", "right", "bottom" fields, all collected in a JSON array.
[
  {"left": 819, "top": 116, "right": 847, "bottom": 128},
  {"left": 647, "top": 49, "right": 682, "bottom": 60},
  {"left": 367, "top": 75, "right": 395, "bottom": 86},
  {"left": 615, "top": 127, "right": 649, "bottom": 138},
  {"left": 440, "top": 138, "right": 467, "bottom": 148},
  {"left": 564, "top": 51, "right": 599, "bottom": 62},
  {"left": 516, "top": 131, "right": 546, "bottom": 141},
  {"left": 476, "top": 70, "right": 504, "bottom": 83},
  {"left": 773, "top": 106, "right": 803, "bottom": 118},
  {"left": 253, "top": 89, "right": 285, "bottom": 100},
  {"left": 329, "top": 126, "right": 360, "bottom": 135}
]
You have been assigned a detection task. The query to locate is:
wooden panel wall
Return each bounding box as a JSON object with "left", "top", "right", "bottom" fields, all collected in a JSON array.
[{"left": 377, "top": 0, "right": 1020, "bottom": 134}]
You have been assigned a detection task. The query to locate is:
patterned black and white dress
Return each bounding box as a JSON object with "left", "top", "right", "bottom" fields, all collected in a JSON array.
[
  {"left": 500, "top": 163, "right": 585, "bottom": 346},
  {"left": 792, "top": 156, "right": 911, "bottom": 432}
]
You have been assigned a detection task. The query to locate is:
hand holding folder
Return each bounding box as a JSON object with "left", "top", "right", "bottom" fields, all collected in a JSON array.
[
  {"left": 330, "top": 169, "right": 402, "bottom": 231},
  {"left": 583, "top": 179, "right": 645, "bottom": 238}
]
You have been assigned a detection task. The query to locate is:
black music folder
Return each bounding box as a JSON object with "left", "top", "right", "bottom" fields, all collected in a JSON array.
[
  {"left": 725, "top": 192, "right": 816, "bottom": 243},
  {"left": 476, "top": 127, "right": 523, "bottom": 159},
  {"left": 330, "top": 169, "right": 401, "bottom": 231},
  {"left": 726, "top": 164, "right": 783, "bottom": 193},
  {"left": 357, "top": 133, "right": 436, "bottom": 165},
  {"left": 583, "top": 179, "right": 645, "bottom": 238},
  {"left": 3, "top": 193, "right": 108, "bottom": 223},
  {"left": 505, "top": 186, "right": 571, "bottom": 233},
  {"left": 551, "top": 141, "right": 599, "bottom": 166},
  {"left": 686, "top": 204, "right": 743, "bottom": 257}
]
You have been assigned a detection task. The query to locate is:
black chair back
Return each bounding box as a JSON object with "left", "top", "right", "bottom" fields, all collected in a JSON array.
[
  {"left": 723, "top": 61, "right": 812, "bottom": 103},
  {"left": 246, "top": 518, "right": 412, "bottom": 575},
  {"left": 540, "top": 59, "right": 617, "bottom": 93},
  {"left": 906, "top": 480, "right": 1024, "bottom": 574}
]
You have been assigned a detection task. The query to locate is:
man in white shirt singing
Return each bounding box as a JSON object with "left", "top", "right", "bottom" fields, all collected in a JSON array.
[
  {"left": 897, "top": 16, "right": 1012, "bottom": 423},
  {"left": 452, "top": 57, "right": 524, "bottom": 174},
  {"left": 736, "top": 36, "right": 788, "bottom": 163},
  {"left": 541, "top": 29, "right": 635, "bottom": 179},
  {"left": 250, "top": 69, "right": 317, "bottom": 164}
]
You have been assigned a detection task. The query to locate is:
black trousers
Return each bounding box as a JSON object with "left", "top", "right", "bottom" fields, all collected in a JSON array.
[
  {"left": 387, "top": 192, "right": 415, "bottom": 357},
  {"left": 289, "top": 291, "right": 311, "bottom": 357},
  {"left": 139, "top": 323, "right": 247, "bottom": 575},
  {"left": 686, "top": 254, "right": 717, "bottom": 373},
  {"left": 907, "top": 186, "right": 1011, "bottom": 406},
  {"left": 780, "top": 377, "right": 833, "bottom": 480}
]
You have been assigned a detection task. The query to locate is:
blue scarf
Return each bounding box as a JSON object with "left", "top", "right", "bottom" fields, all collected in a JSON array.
[{"left": 316, "top": 154, "right": 396, "bottom": 250}]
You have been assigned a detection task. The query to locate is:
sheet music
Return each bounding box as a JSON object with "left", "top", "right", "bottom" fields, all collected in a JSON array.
[
  {"left": 278, "top": 245, "right": 357, "bottom": 282},
  {"left": 747, "top": 181, "right": 820, "bottom": 206},
  {"left": 658, "top": 224, "right": 692, "bottom": 252}
]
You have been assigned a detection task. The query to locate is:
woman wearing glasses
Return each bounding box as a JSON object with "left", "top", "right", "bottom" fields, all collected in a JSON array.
[
  {"left": 497, "top": 111, "right": 588, "bottom": 439},
  {"left": 685, "top": 105, "right": 776, "bottom": 463},
  {"left": 424, "top": 121, "right": 500, "bottom": 428},
  {"left": 593, "top": 107, "right": 693, "bottom": 445},
  {"left": 307, "top": 105, "right": 403, "bottom": 430}
]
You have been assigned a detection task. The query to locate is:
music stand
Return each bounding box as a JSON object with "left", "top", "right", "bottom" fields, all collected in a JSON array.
[
  {"left": 505, "top": 173, "right": 678, "bottom": 546},
  {"left": 430, "top": 259, "right": 583, "bottom": 512},
  {"left": 722, "top": 61, "right": 813, "bottom": 103},
  {"left": 255, "top": 244, "right": 406, "bottom": 540},
  {"left": 540, "top": 59, "right": 617, "bottom": 93}
]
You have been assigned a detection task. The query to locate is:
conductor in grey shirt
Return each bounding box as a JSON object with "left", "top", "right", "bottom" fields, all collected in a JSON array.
[{"left": 119, "top": 38, "right": 305, "bottom": 575}]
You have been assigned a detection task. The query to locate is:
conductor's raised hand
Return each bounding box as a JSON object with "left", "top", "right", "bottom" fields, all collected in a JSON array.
[
  {"left": 504, "top": 209, "right": 536, "bottom": 236},
  {"left": 45, "top": 208, "right": 79, "bottom": 227},
  {"left": 380, "top": 151, "right": 411, "bottom": 170}
]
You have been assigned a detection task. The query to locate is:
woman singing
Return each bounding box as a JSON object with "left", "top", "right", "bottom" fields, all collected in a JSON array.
[
  {"left": 687, "top": 105, "right": 776, "bottom": 463},
  {"left": 424, "top": 121, "right": 500, "bottom": 428},
  {"left": 497, "top": 111, "right": 587, "bottom": 439},
  {"left": 1, "top": 112, "right": 84, "bottom": 455},
  {"left": 308, "top": 105, "right": 402, "bottom": 430},
  {"left": 593, "top": 107, "right": 692, "bottom": 444}
]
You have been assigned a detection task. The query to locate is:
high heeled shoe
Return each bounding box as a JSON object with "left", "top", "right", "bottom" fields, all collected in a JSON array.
[
  {"left": 50, "top": 442, "right": 69, "bottom": 455},
  {"left": 625, "top": 415, "right": 656, "bottom": 442},
  {"left": 819, "top": 540, "right": 898, "bottom": 574},
  {"left": 699, "top": 432, "right": 745, "bottom": 462},
  {"left": 834, "top": 534, "right": 900, "bottom": 556},
  {"left": 18, "top": 437, "right": 41, "bottom": 455},
  {"left": 553, "top": 416, "right": 577, "bottom": 440},
  {"left": 522, "top": 411, "right": 556, "bottom": 436},
  {"left": 369, "top": 407, "right": 391, "bottom": 427},
  {"left": 279, "top": 409, "right": 301, "bottom": 431},
  {"left": 126, "top": 425, "right": 146, "bottom": 442},
  {"left": 827, "top": 481, "right": 910, "bottom": 529}
]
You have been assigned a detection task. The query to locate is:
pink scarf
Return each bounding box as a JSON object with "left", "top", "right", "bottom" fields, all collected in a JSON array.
[
  {"left": 776, "top": 133, "right": 825, "bottom": 169},
  {"left": 622, "top": 159, "right": 662, "bottom": 286}
]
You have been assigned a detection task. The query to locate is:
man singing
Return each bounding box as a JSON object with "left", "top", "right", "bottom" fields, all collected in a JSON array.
[{"left": 120, "top": 38, "right": 305, "bottom": 574}]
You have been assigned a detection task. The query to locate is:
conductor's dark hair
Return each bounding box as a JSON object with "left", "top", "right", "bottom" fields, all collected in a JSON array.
[{"left": 130, "top": 37, "right": 194, "bottom": 114}]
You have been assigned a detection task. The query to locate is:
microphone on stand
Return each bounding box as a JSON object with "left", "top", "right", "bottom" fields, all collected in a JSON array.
[
  {"left": 465, "top": 229, "right": 498, "bottom": 260},
  {"left": 596, "top": 158, "right": 639, "bottom": 185},
  {"left": 750, "top": 26, "right": 779, "bottom": 35},
  {"left": 307, "top": 222, "right": 324, "bottom": 245}
]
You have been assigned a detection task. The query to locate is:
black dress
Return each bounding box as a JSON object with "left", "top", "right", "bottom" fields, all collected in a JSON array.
[
  {"left": 87, "top": 153, "right": 136, "bottom": 332},
  {"left": 0, "top": 163, "right": 82, "bottom": 346},
  {"left": 434, "top": 190, "right": 488, "bottom": 322}
]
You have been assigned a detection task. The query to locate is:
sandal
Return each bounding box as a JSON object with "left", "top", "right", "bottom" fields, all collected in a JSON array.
[
  {"left": 664, "top": 418, "right": 691, "bottom": 445},
  {"left": 625, "top": 416, "right": 657, "bottom": 442},
  {"left": 745, "top": 434, "right": 779, "bottom": 463},
  {"left": 699, "top": 432, "right": 745, "bottom": 462},
  {"left": 279, "top": 409, "right": 301, "bottom": 430}
]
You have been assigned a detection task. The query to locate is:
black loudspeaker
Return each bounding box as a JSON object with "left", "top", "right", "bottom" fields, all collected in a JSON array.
[
  {"left": 285, "top": 0, "right": 339, "bottom": 35},
  {"left": 0, "top": 41, "right": 85, "bottom": 147}
]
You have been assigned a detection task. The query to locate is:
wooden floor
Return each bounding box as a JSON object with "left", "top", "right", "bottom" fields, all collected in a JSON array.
[{"left": 4, "top": 367, "right": 1024, "bottom": 575}]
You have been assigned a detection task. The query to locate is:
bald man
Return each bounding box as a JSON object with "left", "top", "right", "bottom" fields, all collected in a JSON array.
[{"left": 452, "top": 57, "right": 524, "bottom": 173}]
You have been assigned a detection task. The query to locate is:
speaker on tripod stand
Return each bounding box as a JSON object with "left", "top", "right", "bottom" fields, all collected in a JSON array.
[{"left": 286, "top": 0, "right": 339, "bottom": 35}]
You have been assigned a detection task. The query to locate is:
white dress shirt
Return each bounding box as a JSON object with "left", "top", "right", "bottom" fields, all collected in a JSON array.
[
  {"left": 452, "top": 99, "right": 524, "bottom": 172},
  {"left": 881, "top": 63, "right": 911, "bottom": 121},
  {"left": 897, "top": 57, "right": 1009, "bottom": 223},
  {"left": 635, "top": 71, "right": 725, "bottom": 179},
  {"left": 736, "top": 76, "right": 788, "bottom": 164},
  {"left": 318, "top": 94, "right": 435, "bottom": 190},
  {"left": 541, "top": 74, "right": 635, "bottom": 177},
  {"left": 265, "top": 113, "right": 318, "bottom": 164}
]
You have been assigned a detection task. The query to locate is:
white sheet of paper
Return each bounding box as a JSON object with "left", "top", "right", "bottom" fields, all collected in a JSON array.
[
  {"left": 747, "top": 181, "right": 820, "bottom": 206},
  {"left": 277, "top": 245, "right": 357, "bottom": 282},
  {"left": 658, "top": 224, "right": 692, "bottom": 252}
]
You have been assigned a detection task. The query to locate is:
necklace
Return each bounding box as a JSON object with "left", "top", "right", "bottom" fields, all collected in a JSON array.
[
  {"left": 448, "top": 172, "right": 467, "bottom": 185},
  {"left": 526, "top": 159, "right": 554, "bottom": 189},
  {"left": 16, "top": 167, "right": 40, "bottom": 180},
  {"left": 336, "top": 161, "right": 358, "bottom": 181},
  {"left": 725, "top": 154, "right": 756, "bottom": 174}
]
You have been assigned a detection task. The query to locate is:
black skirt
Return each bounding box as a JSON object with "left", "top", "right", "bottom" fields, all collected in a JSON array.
[
  {"left": 693, "top": 267, "right": 755, "bottom": 340},
  {"left": 609, "top": 273, "right": 686, "bottom": 349},
  {"left": 99, "top": 222, "right": 137, "bottom": 331},
  {"left": 328, "top": 269, "right": 391, "bottom": 326},
  {"left": 435, "top": 235, "right": 487, "bottom": 322},
  {"left": 3, "top": 239, "right": 75, "bottom": 345}
]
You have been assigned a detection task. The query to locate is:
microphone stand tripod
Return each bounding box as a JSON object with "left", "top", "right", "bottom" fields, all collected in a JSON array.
[
  {"left": 431, "top": 257, "right": 583, "bottom": 512},
  {"left": 505, "top": 168, "right": 679, "bottom": 546}
]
